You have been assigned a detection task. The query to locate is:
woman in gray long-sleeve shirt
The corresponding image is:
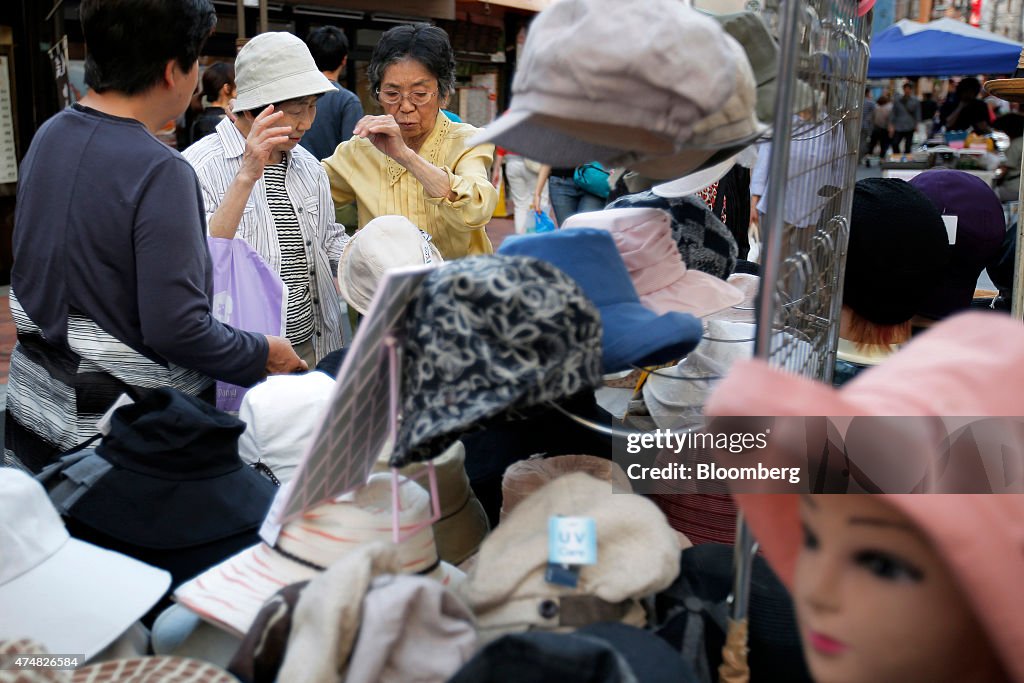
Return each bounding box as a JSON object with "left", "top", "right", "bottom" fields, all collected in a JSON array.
[{"left": 6, "top": 0, "right": 304, "bottom": 472}]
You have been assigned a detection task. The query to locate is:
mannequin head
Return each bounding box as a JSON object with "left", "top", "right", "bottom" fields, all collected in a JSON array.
[
  {"left": 794, "top": 495, "right": 1008, "bottom": 683},
  {"left": 842, "top": 179, "right": 948, "bottom": 348},
  {"left": 708, "top": 314, "right": 1024, "bottom": 683}
]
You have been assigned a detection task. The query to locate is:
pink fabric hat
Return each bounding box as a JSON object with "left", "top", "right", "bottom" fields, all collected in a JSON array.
[
  {"left": 174, "top": 474, "right": 463, "bottom": 637},
  {"left": 707, "top": 311, "right": 1024, "bottom": 420},
  {"left": 562, "top": 208, "right": 743, "bottom": 318},
  {"left": 705, "top": 312, "right": 1024, "bottom": 682}
]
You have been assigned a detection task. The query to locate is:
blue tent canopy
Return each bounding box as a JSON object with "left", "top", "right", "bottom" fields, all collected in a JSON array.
[{"left": 868, "top": 18, "right": 1022, "bottom": 78}]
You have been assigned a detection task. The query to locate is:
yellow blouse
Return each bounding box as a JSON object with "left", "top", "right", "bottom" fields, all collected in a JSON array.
[{"left": 322, "top": 114, "right": 497, "bottom": 259}]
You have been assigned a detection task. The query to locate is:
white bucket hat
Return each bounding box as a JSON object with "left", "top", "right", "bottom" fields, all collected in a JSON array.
[
  {"left": 338, "top": 216, "right": 444, "bottom": 315},
  {"left": 0, "top": 469, "right": 170, "bottom": 660},
  {"left": 174, "top": 473, "right": 464, "bottom": 637},
  {"left": 238, "top": 371, "right": 337, "bottom": 485},
  {"left": 233, "top": 32, "right": 334, "bottom": 112}
]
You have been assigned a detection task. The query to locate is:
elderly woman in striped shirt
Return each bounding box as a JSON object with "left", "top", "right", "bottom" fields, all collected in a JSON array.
[{"left": 185, "top": 33, "right": 347, "bottom": 367}]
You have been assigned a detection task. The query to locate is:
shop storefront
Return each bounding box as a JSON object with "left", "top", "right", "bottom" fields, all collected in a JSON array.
[{"left": 0, "top": 0, "right": 554, "bottom": 285}]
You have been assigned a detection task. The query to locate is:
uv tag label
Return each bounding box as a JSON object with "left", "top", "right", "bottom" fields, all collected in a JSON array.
[{"left": 548, "top": 516, "right": 597, "bottom": 566}]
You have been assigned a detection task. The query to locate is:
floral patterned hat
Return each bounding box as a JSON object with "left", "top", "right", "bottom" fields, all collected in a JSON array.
[{"left": 391, "top": 255, "right": 603, "bottom": 467}]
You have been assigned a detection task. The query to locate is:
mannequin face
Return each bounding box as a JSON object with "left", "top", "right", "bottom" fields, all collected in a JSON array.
[{"left": 794, "top": 495, "right": 1004, "bottom": 683}]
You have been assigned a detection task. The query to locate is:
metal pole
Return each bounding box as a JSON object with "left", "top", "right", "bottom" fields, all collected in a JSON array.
[
  {"left": 236, "top": 0, "right": 246, "bottom": 41},
  {"left": 729, "top": 512, "right": 757, "bottom": 619},
  {"left": 729, "top": 0, "right": 803, "bottom": 627},
  {"left": 756, "top": 4, "right": 802, "bottom": 369},
  {"left": 1012, "top": 136, "right": 1024, "bottom": 320},
  {"left": 259, "top": 0, "right": 269, "bottom": 35}
]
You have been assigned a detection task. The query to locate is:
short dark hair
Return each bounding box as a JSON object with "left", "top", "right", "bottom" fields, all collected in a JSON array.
[
  {"left": 367, "top": 24, "right": 456, "bottom": 100},
  {"left": 957, "top": 77, "right": 982, "bottom": 98},
  {"left": 994, "top": 112, "right": 1024, "bottom": 139},
  {"left": 201, "top": 61, "right": 234, "bottom": 102},
  {"left": 306, "top": 26, "right": 349, "bottom": 72},
  {"left": 80, "top": 0, "right": 217, "bottom": 95}
]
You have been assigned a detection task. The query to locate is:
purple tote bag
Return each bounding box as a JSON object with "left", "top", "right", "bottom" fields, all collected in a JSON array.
[{"left": 208, "top": 237, "right": 287, "bottom": 411}]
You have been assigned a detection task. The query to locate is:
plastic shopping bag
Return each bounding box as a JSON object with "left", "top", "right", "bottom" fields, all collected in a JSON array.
[
  {"left": 533, "top": 209, "right": 557, "bottom": 233},
  {"left": 208, "top": 237, "right": 288, "bottom": 412}
]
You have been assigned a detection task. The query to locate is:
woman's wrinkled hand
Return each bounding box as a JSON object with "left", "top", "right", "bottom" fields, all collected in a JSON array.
[
  {"left": 353, "top": 115, "right": 412, "bottom": 164},
  {"left": 240, "top": 105, "right": 291, "bottom": 182}
]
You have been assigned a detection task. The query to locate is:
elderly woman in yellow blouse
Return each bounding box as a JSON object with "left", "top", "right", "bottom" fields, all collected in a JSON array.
[{"left": 322, "top": 24, "right": 497, "bottom": 259}]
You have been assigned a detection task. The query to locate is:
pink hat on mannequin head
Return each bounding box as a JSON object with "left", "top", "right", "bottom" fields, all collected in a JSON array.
[{"left": 705, "top": 311, "right": 1024, "bottom": 682}]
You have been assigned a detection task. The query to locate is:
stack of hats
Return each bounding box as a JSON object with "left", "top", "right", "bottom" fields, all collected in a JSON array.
[
  {"left": 498, "top": 229, "right": 704, "bottom": 373},
  {"left": 606, "top": 191, "right": 739, "bottom": 281},
  {"left": 0, "top": 469, "right": 170, "bottom": 661},
  {"left": 560, "top": 208, "right": 744, "bottom": 318},
  {"left": 37, "top": 388, "right": 277, "bottom": 594},
  {"left": 371, "top": 441, "right": 491, "bottom": 565},
  {"left": 459, "top": 473, "right": 681, "bottom": 641},
  {"left": 228, "top": 543, "right": 477, "bottom": 683},
  {"left": 174, "top": 474, "right": 464, "bottom": 637},
  {"left": 642, "top": 320, "right": 818, "bottom": 430},
  {"left": 469, "top": 0, "right": 766, "bottom": 178}
]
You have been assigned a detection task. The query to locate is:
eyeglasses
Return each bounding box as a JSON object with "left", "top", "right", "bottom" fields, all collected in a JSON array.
[{"left": 376, "top": 89, "right": 438, "bottom": 107}]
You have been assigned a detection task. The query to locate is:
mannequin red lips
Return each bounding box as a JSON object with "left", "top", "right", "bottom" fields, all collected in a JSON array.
[{"left": 807, "top": 630, "right": 848, "bottom": 656}]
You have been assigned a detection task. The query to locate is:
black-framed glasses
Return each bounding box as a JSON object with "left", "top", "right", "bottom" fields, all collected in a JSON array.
[{"left": 376, "top": 89, "right": 438, "bottom": 107}]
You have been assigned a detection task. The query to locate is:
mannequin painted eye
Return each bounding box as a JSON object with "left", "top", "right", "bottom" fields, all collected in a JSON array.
[
  {"left": 854, "top": 550, "right": 924, "bottom": 582},
  {"left": 801, "top": 522, "right": 819, "bottom": 550}
]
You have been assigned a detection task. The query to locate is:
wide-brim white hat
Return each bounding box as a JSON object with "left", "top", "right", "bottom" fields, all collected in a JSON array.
[
  {"left": 0, "top": 471, "right": 170, "bottom": 660},
  {"left": 233, "top": 32, "right": 334, "bottom": 112},
  {"left": 338, "top": 216, "right": 444, "bottom": 315}
]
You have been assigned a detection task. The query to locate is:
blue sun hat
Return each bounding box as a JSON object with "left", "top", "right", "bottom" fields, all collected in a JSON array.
[{"left": 498, "top": 229, "right": 703, "bottom": 373}]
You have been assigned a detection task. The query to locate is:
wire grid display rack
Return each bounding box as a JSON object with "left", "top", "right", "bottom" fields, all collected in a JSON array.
[
  {"left": 628, "top": 0, "right": 871, "bottom": 429},
  {"left": 754, "top": 0, "right": 872, "bottom": 385},
  {"left": 724, "top": 0, "right": 873, "bottom": 658}
]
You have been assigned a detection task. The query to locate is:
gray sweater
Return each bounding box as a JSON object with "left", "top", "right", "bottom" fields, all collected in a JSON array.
[
  {"left": 891, "top": 95, "right": 921, "bottom": 132},
  {"left": 12, "top": 105, "right": 268, "bottom": 386}
]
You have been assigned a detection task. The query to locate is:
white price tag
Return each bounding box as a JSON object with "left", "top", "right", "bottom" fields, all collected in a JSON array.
[{"left": 942, "top": 215, "right": 958, "bottom": 245}]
